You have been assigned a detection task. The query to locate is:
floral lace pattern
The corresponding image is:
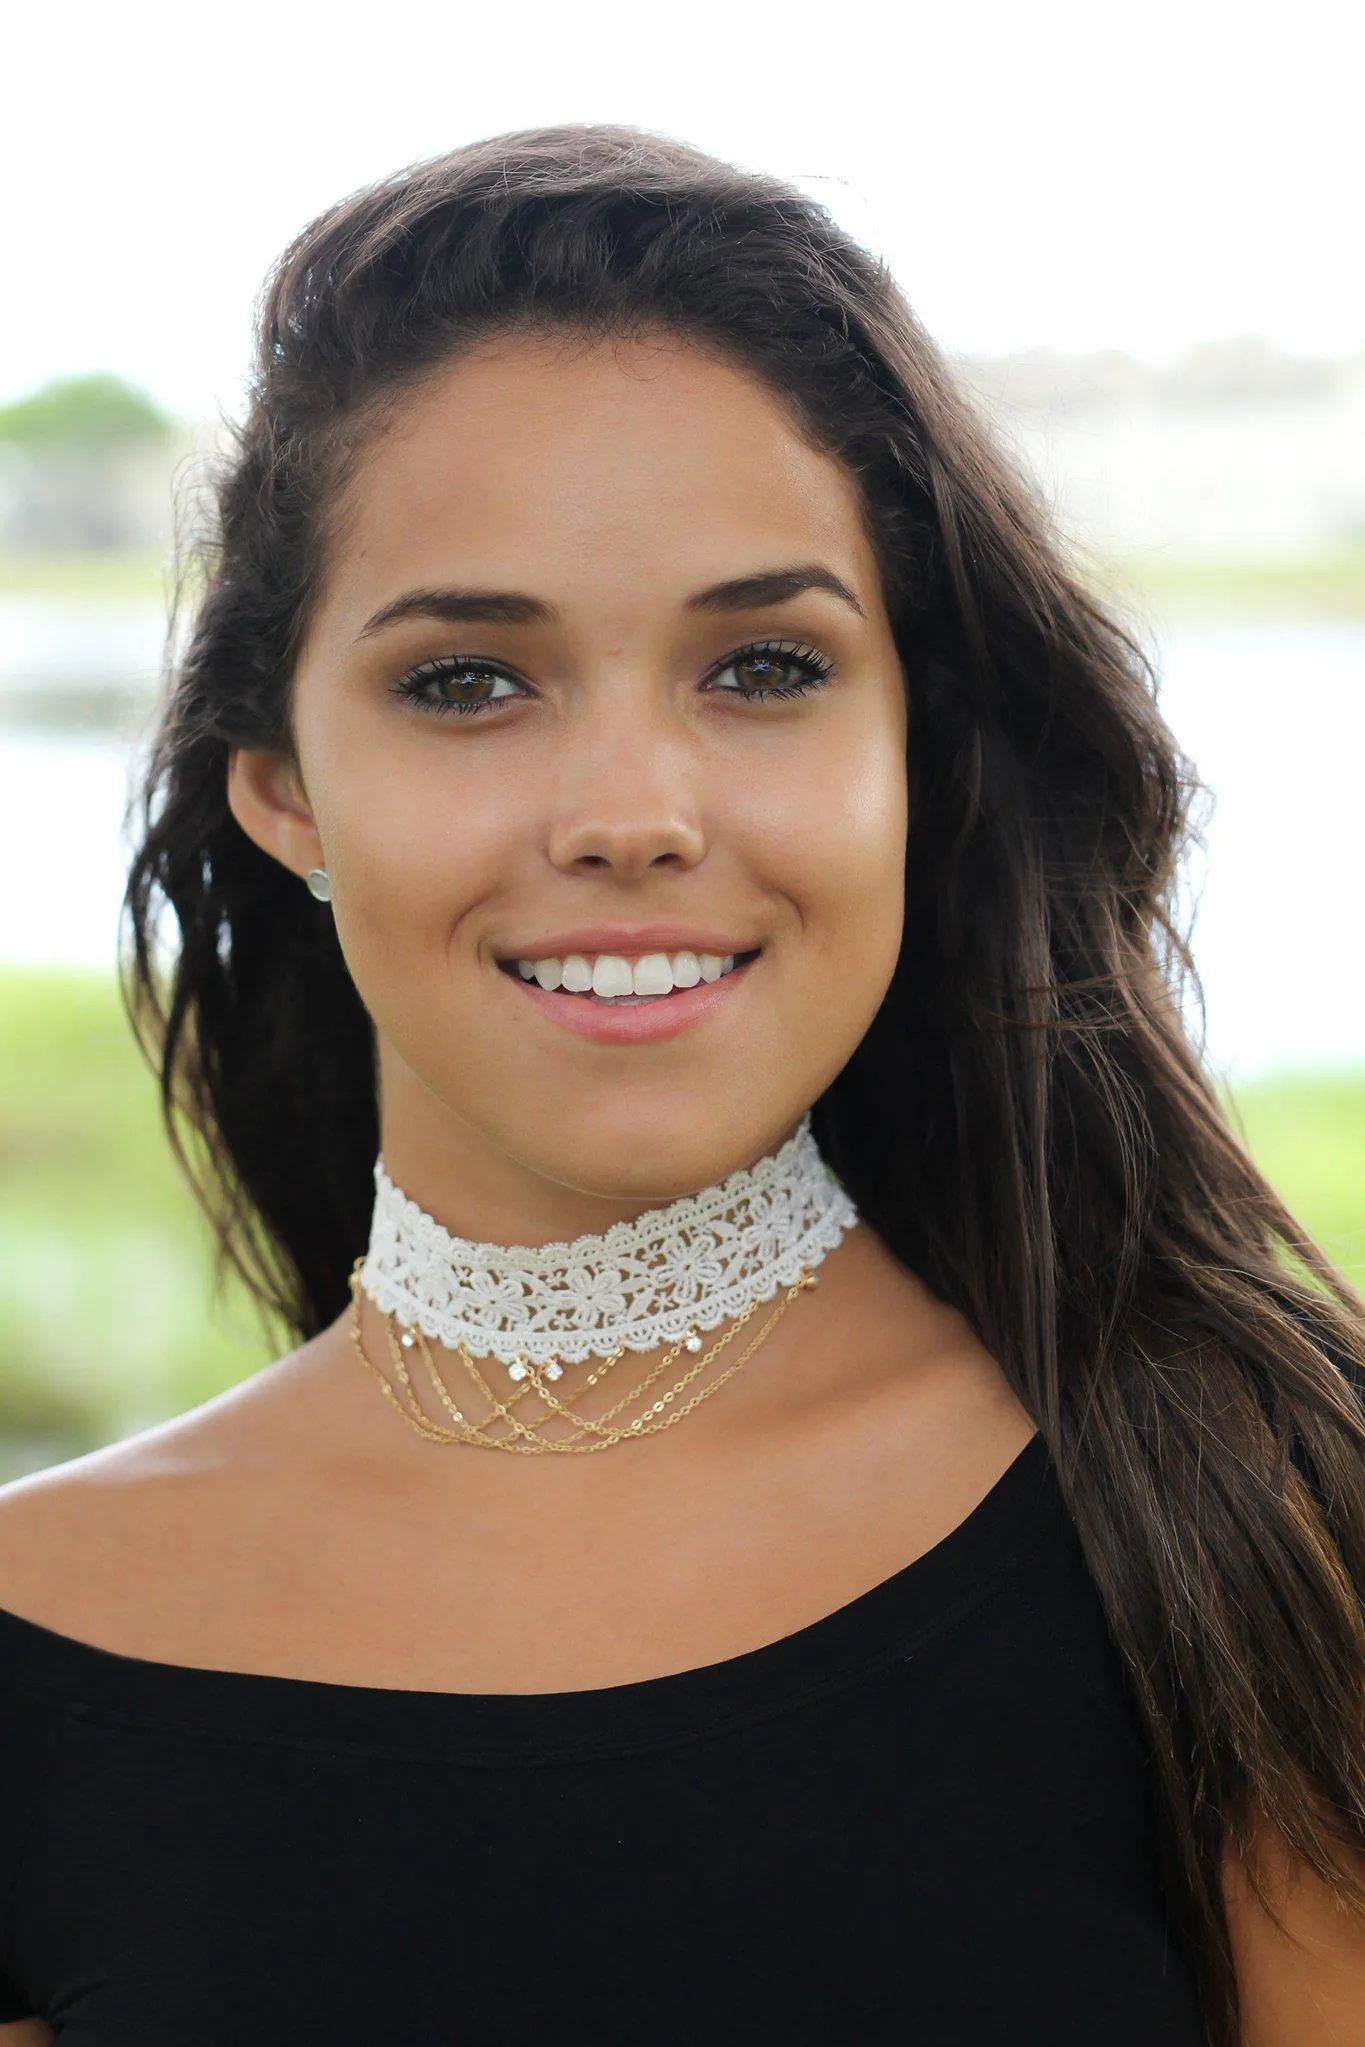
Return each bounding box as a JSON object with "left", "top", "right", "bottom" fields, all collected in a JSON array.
[{"left": 358, "top": 1114, "right": 858, "bottom": 1366}]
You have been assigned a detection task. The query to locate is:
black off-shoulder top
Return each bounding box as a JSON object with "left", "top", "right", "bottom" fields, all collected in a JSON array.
[{"left": 0, "top": 1429, "right": 1208, "bottom": 2043}]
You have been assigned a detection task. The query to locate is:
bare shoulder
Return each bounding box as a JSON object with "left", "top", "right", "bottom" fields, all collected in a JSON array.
[
  {"left": 1222, "top": 1798, "right": 1365, "bottom": 2047},
  {"left": 0, "top": 1337, "right": 329, "bottom": 1651}
]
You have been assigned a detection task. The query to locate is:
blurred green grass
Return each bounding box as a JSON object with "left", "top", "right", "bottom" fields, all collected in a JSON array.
[
  {"left": 0, "top": 967, "right": 284, "bottom": 1475},
  {"left": 5, "top": 546, "right": 1365, "bottom": 616},
  {"left": 0, "top": 550, "right": 173, "bottom": 601},
  {"left": 1090, "top": 548, "right": 1365, "bottom": 621},
  {"left": 1, "top": 966, "right": 1362, "bottom": 1477}
]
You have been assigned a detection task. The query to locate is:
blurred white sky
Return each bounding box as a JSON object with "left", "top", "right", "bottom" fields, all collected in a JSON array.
[{"left": 2, "top": 0, "right": 1361, "bottom": 421}]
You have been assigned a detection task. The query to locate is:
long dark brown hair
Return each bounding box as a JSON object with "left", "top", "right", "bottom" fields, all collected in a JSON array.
[{"left": 121, "top": 126, "right": 1365, "bottom": 2044}]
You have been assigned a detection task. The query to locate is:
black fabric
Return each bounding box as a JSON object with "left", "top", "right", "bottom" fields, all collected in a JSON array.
[{"left": 0, "top": 1430, "right": 1209, "bottom": 2044}]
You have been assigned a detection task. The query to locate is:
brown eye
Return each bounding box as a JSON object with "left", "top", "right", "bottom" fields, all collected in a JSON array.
[
  {"left": 734, "top": 654, "right": 788, "bottom": 690},
  {"left": 392, "top": 658, "right": 526, "bottom": 717},
  {"left": 431, "top": 667, "right": 504, "bottom": 707},
  {"left": 705, "top": 640, "right": 834, "bottom": 700}
]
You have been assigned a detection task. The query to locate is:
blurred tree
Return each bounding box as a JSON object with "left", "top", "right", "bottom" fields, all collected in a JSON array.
[
  {"left": 0, "top": 373, "right": 171, "bottom": 447},
  {"left": 0, "top": 376, "right": 177, "bottom": 552}
]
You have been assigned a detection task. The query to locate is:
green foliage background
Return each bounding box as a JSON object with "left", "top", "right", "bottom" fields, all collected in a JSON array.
[
  {"left": 2, "top": 966, "right": 1362, "bottom": 1479},
  {"left": 0, "top": 374, "right": 171, "bottom": 447},
  {"left": 0, "top": 970, "right": 282, "bottom": 1475}
]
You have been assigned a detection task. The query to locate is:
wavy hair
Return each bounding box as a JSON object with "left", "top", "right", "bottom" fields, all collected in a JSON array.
[{"left": 121, "top": 126, "right": 1365, "bottom": 2046}]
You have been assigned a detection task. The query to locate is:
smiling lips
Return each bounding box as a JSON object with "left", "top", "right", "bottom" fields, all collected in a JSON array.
[
  {"left": 513, "top": 949, "right": 741, "bottom": 1002},
  {"left": 499, "top": 944, "right": 760, "bottom": 1043}
]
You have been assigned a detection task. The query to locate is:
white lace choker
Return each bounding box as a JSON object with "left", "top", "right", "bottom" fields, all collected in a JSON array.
[{"left": 358, "top": 1114, "right": 857, "bottom": 1374}]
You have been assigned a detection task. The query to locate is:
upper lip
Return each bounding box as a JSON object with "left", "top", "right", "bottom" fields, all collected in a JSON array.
[{"left": 496, "top": 929, "right": 761, "bottom": 960}]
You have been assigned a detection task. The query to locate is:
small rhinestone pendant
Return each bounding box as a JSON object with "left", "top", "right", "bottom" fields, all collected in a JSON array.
[
  {"left": 684, "top": 1332, "right": 703, "bottom": 1353},
  {"left": 399, "top": 1329, "right": 416, "bottom": 1349},
  {"left": 508, "top": 1362, "right": 529, "bottom": 1383},
  {"left": 544, "top": 1362, "right": 564, "bottom": 1381}
]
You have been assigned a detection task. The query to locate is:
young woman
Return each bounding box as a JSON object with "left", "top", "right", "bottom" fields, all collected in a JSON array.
[{"left": 0, "top": 128, "right": 1361, "bottom": 2047}]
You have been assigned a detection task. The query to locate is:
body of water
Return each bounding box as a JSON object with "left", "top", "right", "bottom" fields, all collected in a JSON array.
[{"left": 1, "top": 598, "right": 1361, "bottom": 1080}]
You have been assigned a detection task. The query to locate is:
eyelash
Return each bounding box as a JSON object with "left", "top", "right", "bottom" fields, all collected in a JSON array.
[{"left": 388, "top": 639, "right": 836, "bottom": 719}]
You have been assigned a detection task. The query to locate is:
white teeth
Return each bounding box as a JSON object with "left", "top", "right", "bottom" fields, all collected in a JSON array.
[
  {"left": 591, "top": 954, "right": 634, "bottom": 998},
  {"left": 632, "top": 953, "right": 674, "bottom": 996},
  {"left": 515, "top": 948, "right": 750, "bottom": 997}
]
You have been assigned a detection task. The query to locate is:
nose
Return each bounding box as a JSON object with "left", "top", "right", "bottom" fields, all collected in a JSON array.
[{"left": 545, "top": 706, "right": 707, "bottom": 881}]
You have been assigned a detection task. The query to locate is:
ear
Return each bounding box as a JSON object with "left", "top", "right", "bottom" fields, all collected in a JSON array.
[{"left": 227, "top": 747, "right": 326, "bottom": 881}]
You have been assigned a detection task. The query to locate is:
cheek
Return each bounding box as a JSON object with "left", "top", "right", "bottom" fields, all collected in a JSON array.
[
  {"left": 753, "top": 716, "right": 908, "bottom": 968},
  {"left": 309, "top": 735, "right": 520, "bottom": 988}
]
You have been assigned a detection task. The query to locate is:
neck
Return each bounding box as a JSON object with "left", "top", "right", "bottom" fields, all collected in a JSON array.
[
  {"left": 362, "top": 1111, "right": 853, "bottom": 1363},
  {"left": 344, "top": 1102, "right": 860, "bottom": 1456},
  {"left": 375, "top": 1050, "right": 809, "bottom": 1250}
]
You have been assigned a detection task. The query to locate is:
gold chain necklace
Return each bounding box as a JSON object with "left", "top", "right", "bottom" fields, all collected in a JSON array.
[{"left": 346, "top": 1256, "right": 817, "bottom": 1453}]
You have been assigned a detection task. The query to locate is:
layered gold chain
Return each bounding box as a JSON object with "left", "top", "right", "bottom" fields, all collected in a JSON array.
[{"left": 346, "top": 1256, "right": 816, "bottom": 1453}]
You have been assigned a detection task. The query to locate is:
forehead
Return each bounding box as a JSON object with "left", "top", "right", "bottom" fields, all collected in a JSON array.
[{"left": 322, "top": 331, "right": 881, "bottom": 628}]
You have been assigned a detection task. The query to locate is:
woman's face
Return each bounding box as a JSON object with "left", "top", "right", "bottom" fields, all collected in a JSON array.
[{"left": 230, "top": 330, "right": 908, "bottom": 1217}]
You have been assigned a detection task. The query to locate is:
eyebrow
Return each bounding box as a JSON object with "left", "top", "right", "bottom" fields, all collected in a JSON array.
[{"left": 355, "top": 563, "right": 865, "bottom": 640}]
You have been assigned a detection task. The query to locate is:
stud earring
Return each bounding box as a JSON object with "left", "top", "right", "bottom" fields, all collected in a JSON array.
[{"left": 305, "top": 868, "right": 332, "bottom": 902}]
